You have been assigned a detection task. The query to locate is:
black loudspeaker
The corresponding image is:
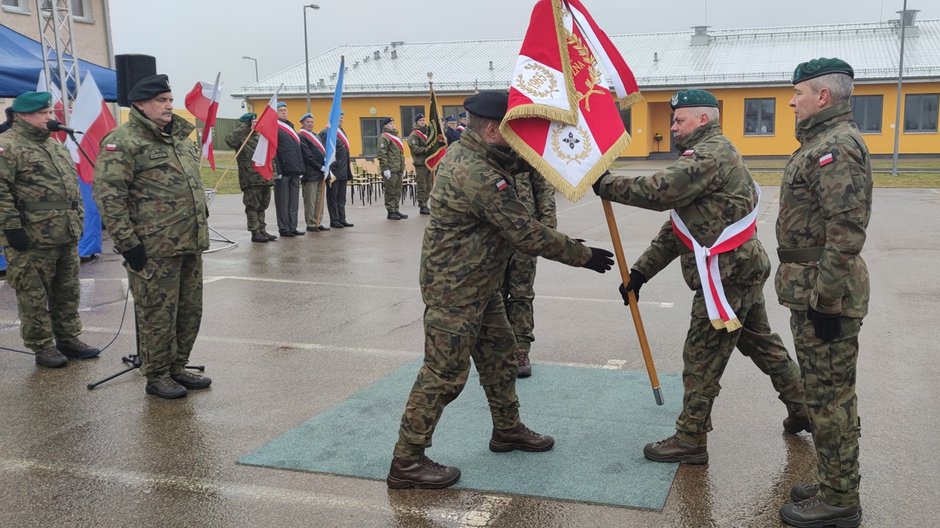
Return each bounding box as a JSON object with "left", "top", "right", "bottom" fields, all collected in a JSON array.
[{"left": 115, "top": 54, "right": 157, "bottom": 107}]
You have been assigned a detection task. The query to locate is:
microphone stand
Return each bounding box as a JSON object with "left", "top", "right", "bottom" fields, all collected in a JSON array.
[{"left": 65, "top": 130, "right": 96, "bottom": 169}]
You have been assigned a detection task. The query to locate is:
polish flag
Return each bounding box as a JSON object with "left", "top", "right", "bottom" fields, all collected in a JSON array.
[
  {"left": 64, "top": 74, "right": 116, "bottom": 184},
  {"left": 184, "top": 75, "right": 223, "bottom": 170},
  {"left": 36, "top": 70, "right": 67, "bottom": 143},
  {"left": 251, "top": 92, "right": 280, "bottom": 181},
  {"left": 501, "top": 0, "right": 642, "bottom": 202}
]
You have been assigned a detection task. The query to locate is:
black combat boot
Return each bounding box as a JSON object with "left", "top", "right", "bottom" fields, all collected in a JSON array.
[
  {"left": 56, "top": 338, "right": 101, "bottom": 359},
  {"left": 780, "top": 496, "right": 861, "bottom": 528},
  {"left": 386, "top": 456, "right": 461, "bottom": 489},
  {"left": 251, "top": 231, "right": 269, "bottom": 243},
  {"left": 397, "top": 212, "right": 409, "bottom": 219},
  {"left": 419, "top": 205, "right": 431, "bottom": 215},
  {"left": 170, "top": 370, "right": 212, "bottom": 390},
  {"left": 35, "top": 346, "right": 67, "bottom": 368},
  {"left": 791, "top": 483, "right": 820, "bottom": 502},
  {"left": 489, "top": 423, "right": 554, "bottom": 452},
  {"left": 643, "top": 434, "right": 708, "bottom": 464},
  {"left": 387, "top": 212, "right": 401, "bottom": 220},
  {"left": 784, "top": 412, "right": 813, "bottom": 434},
  {"left": 261, "top": 229, "right": 278, "bottom": 241},
  {"left": 516, "top": 349, "right": 532, "bottom": 378},
  {"left": 145, "top": 378, "right": 188, "bottom": 399}
]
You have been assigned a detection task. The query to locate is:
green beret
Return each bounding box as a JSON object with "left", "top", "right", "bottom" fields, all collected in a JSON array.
[
  {"left": 128, "top": 74, "right": 171, "bottom": 102},
  {"left": 464, "top": 91, "right": 509, "bottom": 121},
  {"left": 670, "top": 89, "right": 718, "bottom": 110},
  {"left": 11, "top": 91, "right": 52, "bottom": 113},
  {"left": 792, "top": 58, "right": 854, "bottom": 85},
  {"left": 239, "top": 112, "right": 256, "bottom": 123}
]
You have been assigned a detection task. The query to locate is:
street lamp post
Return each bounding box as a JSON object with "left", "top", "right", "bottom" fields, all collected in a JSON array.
[
  {"left": 242, "top": 55, "right": 259, "bottom": 82},
  {"left": 303, "top": 3, "right": 321, "bottom": 114}
]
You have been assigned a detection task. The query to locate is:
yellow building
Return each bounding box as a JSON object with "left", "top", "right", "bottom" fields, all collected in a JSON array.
[{"left": 234, "top": 13, "right": 940, "bottom": 159}]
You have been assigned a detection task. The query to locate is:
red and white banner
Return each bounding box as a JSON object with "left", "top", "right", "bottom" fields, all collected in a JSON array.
[
  {"left": 63, "top": 74, "right": 116, "bottom": 184},
  {"left": 184, "top": 75, "right": 222, "bottom": 170},
  {"left": 501, "top": 0, "right": 642, "bottom": 202},
  {"left": 251, "top": 92, "right": 280, "bottom": 181},
  {"left": 299, "top": 128, "right": 325, "bottom": 153},
  {"left": 382, "top": 132, "right": 404, "bottom": 152}
]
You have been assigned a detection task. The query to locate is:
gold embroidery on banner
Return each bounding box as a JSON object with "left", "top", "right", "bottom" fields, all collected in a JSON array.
[
  {"left": 515, "top": 63, "right": 560, "bottom": 99},
  {"left": 566, "top": 31, "right": 604, "bottom": 112},
  {"left": 550, "top": 123, "right": 592, "bottom": 164}
]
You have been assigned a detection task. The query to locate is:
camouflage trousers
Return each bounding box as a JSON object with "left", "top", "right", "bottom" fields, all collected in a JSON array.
[
  {"left": 503, "top": 251, "right": 538, "bottom": 355},
  {"left": 242, "top": 185, "right": 271, "bottom": 233},
  {"left": 414, "top": 165, "right": 431, "bottom": 207},
  {"left": 127, "top": 253, "right": 203, "bottom": 381},
  {"left": 394, "top": 291, "right": 520, "bottom": 460},
  {"left": 789, "top": 310, "right": 862, "bottom": 508},
  {"left": 384, "top": 171, "right": 402, "bottom": 213},
  {"left": 3, "top": 244, "right": 82, "bottom": 351},
  {"left": 675, "top": 283, "right": 806, "bottom": 446}
]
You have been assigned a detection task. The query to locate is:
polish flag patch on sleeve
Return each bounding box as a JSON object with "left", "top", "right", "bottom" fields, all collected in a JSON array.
[
  {"left": 495, "top": 178, "right": 510, "bottom": 192},
  {"left": 105, "top": 144, "right": 118, "bottom": 152},
  {"left": 0, "top": 147, "right": 5, "bottom": 154},
  {"left": 682, "top": 149, "right": 695, "bottom": 157},
  {"left": 819, "top": 152, "right": 835, "bottom": 167}
]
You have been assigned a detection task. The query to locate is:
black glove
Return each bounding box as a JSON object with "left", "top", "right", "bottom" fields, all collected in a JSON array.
[
  {"left": 582, "top": 247, "right": 614, "bottom": 273},
  {"left": 122, "top": 244, "right": 148, "bottom": 272},
  {"left": 591, "top": 171, "right": 612, "bottom": 196},
  {"left": 205, "top": 204, "right": 210, "bottom": 219},
  {"left": 807, "top": 306, "right": 842, "bottom": 342},
  {"left": 618, "top": 269, "right": 647, "bottom": 304},
  {"left": 3, "top": 228, "right": 29, "bottom": 251}
]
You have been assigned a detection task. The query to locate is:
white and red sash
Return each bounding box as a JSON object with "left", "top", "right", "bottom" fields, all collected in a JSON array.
[
  {"left": 299, "top": 129, "right": 325, "bottom": 153},
  {"left": 382, "top": 132, "right": 404, "bottom": 152},
  {"left": 411, "top": 129, "right": 428, "bottom": 142},
  {"left": 670, "top": 183, "right": 762, "bottom": 331},
  {"left": 277, "top": 120, "right": 300, "bottom": 144},
  {"left": 337, "top": 128, "right": 350, "bottom": 151}
]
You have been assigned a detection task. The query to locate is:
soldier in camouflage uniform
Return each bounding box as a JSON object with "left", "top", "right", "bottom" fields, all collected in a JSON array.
[
  {"left": 407, "top": 114, "right": 433, "bottom": 215},
  {"left": 377, "top": 117, "right": 408, "bottom": 220},
  {"left": 94, "top": 75, "right": 212, "bottom": 399},
  {"left": 0, "top": 91, "right": 100, "bottom": 368},
  {"left": 776, "top": 58, "right": 870, "bottom": 528},
  {"left": 225, "top": 113, "right": 276, "bottom": 243},
  {"left": 387, "top": 91, "right": 614, "bottom": 490},
  {"left": 593, "top": 89, "right": 808, "bottom": 465},
  {"left": 503, "top": 158, "right": 556, "bottom": 378}
]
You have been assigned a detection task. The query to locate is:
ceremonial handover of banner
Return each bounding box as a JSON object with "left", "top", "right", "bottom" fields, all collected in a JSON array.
[
  {"left": 184, "top": 73, "right": 223, "bottom": 170},
  {"left": 501, "top": 0, "right": 662, "bottom": 404}
]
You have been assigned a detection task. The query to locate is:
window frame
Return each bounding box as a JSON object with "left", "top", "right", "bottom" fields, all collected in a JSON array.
[
  {"left": 442, "top": 105, "right": 464, "bottom": 122},
  {"left": 1, "top": 0, "right": 31, "bottom": 14},
  {"left": 399, "top": 106, "right": 424, "bottom": 135},
  {"left": 743, "top": 98, "right": 776, "bottom": 136},
  {"left": 850, "top": 95, "right": 884, "bottom": 134},
  {"left": 903, "top": 93, "right": 939, "bottom": 133},
  {"left": 360, "top": 117, "right": 382, "bottom": 158}
]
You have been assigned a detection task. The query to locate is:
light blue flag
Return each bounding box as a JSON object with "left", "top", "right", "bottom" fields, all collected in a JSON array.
[{"left": 322, "top": 55, "right": 345, "bottom": 174}]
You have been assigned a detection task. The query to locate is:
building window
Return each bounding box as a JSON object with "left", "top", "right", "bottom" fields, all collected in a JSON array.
[
  {"left": 400, "top": 106, "right": 424, "bottom": 134},
  {"left": 615, "top": 103, "right": 632, "bottom": 135},
  {"left": 904, "top": 94, "right": 939, "bottom": 133},
  {"left": 744, "top": 98, "right": 775, "bottom": 135},
  {"left": 850, "top": 95, "right": 883, "bottom": 133},
  {"left": 443, "top": 105, "right": 464, "bottom": 122},
  {"left": 1, "top": 0, "right": 30, "bottom": 13},
  {"left": 34, "top": 0, "right": 91, "bottom": 20},
  {"left": 360, "top": 118, "right": 382, "bottom": 157}
]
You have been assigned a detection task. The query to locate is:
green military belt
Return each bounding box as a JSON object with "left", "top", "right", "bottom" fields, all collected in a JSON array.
[
  {"left": 777, "top": 246, "right": 824, "bottom": 262},
  {"left": 21, "top": 200, "right": 80, "bottom": 211}
]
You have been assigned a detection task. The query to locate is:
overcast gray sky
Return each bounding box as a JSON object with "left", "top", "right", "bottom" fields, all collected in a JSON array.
[{"left": 110, "top": 0, "right": 940, "bottom": 117}]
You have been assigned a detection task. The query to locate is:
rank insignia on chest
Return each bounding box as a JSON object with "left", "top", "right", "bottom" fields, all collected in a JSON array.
[
  {"left": 682, "top": 149, "right": 695, "bottom": 157},
  {"left": 819, "top": 152, "right": 835, "bottom": 167},
  {"left": 495, "top": 178, "right": 510, "bottom": 192},
  {"left": 105, "top": 144, "right": 118, "bottom": 152}
]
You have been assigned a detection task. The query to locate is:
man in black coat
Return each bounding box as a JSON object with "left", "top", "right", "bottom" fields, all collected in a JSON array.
[
  {"left": 320, "top": 112, "right": 353, "bottom": 228},
  {"left": 274, "top": 102, "right": 304, "bottom": 237}
]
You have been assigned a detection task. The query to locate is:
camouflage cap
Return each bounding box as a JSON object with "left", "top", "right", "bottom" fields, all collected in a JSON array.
[
  {"left": 128, "top": 74, "right": 171, "bottom": 102},
  {"left": 464, "top": 91, "right": 509, "bottom": 121},
  {"left": 11, "top": 91, "right": 52, "bottom": 113},
  {"left": 792, "top": 57, "right": 854, "bottom": 85},
  {"left": 239, "top": 112, "right": 256, "bottom": 123},
  {"left": 670, "top": 89, "right": 718, "bottom": 110}
]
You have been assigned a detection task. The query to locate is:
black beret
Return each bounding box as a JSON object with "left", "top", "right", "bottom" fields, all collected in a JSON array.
[
  {"left": 128, "top": 74, "right": 171, "bottom": 102},
  {"left": 463, "top": 91, "right": 509, "bottom": 121},
  {"left": 792, "top": 57, "right": 855, "bottom": 85},
  {"left": 445, "top": 115, "right": 457, "bottom": 123},
  {"left": 414, "top": 113, "right": 425, "bottom": 123},
  {"left": 380, "top": 117, "right": 394, "bottom": 127},
  {"left": 670, "top": 89, "right": 718, "bottom": 110}
]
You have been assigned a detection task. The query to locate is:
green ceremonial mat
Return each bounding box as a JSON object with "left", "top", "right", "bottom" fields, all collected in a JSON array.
[{"left": 239, "top": 361, "right": 684, "bottom": 510}]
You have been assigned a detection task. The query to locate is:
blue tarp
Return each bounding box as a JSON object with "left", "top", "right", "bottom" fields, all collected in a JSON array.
[{"left": 0, "top": 23, "right": 117, "bottom": 100}]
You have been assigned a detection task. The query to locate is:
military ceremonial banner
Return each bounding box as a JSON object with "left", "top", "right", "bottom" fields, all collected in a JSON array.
[
  {"left": 322, "top": 56, "right": 345, "bottom": 175},
  {"left": 501, "top": 0, "right": 642, "bottom": 202},
  {"left": 251, "top": 87, "right": 282, "bottom": 181},
  {"left": 64, "top": 74, "right": 116, "bottom": 184},
  {"left": 425, "top": 84, "right": 447, "bottom": 170},
  {"left": 184, "top": 74, "right": 222, "bottom": 170}
]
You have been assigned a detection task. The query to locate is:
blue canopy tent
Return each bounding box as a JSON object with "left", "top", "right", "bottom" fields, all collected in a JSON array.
[{"left": 1, "top": 24, "right": 116, "bottom": 271}]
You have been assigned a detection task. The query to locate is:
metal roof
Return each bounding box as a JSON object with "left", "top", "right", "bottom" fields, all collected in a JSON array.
[{"left": 232, "top": 19, "right": 940, "bottom": 99}]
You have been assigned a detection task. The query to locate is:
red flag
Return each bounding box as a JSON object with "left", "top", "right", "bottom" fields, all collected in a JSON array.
[
  {"left": 251, "top": 93, "right": 279, "bottom": 181},
  {"left": 36, "top": 70, "right": 68, "bottom": 143},
  {"left": 64, "top": 74, "right": 116, "bottom": 184},
  {"left": 184, "top": 76, "right": 222, "bottom": 170},
  {"left": 501, "top": 0, "right": 642, "bottom": 202}
]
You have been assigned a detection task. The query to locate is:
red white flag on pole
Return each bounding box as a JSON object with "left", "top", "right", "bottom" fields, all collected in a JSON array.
[
  {"left": 184, "top": 74, "right": 223, "bottom": 170},
  {"left": 501, "top": 0, "right": 642, "bottom": 202},
  {"left": 36, "top": 69, "right": 67, "bottom": 143},
  {"left": 64, "top": 74, "right": 116, "bottom": 184},
  {"left": 251, "top": 88, "right": 282, "bottom": 181}
]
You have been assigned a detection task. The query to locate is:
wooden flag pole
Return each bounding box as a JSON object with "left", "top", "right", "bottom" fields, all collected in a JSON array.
[
  {"left": 602, "top": 198, "right": 664, "bottom": 405},
  {"left": 212, "top": 130, "right": 254, "bottom": 190}
]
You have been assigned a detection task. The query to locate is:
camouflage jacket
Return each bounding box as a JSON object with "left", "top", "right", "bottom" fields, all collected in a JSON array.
[
  {"left": 94, "top": 108, "right": 209, "bottom": 257},
  {"left": 595, "top": 121, "right": 770, "bottom": 294},
  {"left": 0, "top": 120, "right": 83, "bottom": 249},
  {"left": 508, "top": 157, "right": 557, "bottom": 228},
  {"left": 377, "top": 132, "right": 405, "bottom": 174},
  {"left": 421, "top": 129, "right": 591, "bottom": 307},
  {"left": 776, "top": 104, "right": 872, "bottom": 318},
  {"left": 224, "top": 122, "right": 270, "bottom": 189},
  {"left": 407, "top": 126, "right": 431, "bottom": 166}
]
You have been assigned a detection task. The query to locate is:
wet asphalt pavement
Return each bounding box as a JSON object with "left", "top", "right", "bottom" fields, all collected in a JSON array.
[{"left": 1, "top": 174, "right": 938, "bottom": 527}]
